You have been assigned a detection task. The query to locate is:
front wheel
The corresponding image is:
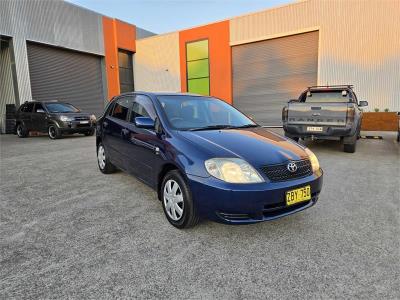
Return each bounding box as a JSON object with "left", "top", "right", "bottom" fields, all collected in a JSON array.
[
  {"left": 48, "top": 125, "right": 62, "bottom": 139},
  {"left": 343, "top": 141, "right": 356, "bottom": 153},
  {"left": 84, "top": 129, "right": 95, "bottom": 136},
  {"left": 161, "top": 170, "right": 199, "bottom": 229}
]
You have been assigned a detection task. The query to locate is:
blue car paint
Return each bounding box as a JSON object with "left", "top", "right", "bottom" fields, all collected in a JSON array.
[{"left": 98, "top": 92, "right": 323, "bottom": 224}]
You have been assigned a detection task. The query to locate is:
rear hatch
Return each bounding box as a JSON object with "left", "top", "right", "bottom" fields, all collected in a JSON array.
[{"left": 287, "top": 102, "right": 349, "bottom": 126}]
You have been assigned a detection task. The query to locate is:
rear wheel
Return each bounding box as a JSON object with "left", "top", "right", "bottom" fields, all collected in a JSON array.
[
  {"left": 97, "top": 143, "right": 116, "bottom": 174},
  {"left": 161, "top": 170, "right": 199, "bottom": 229},
  {"left": 16, "top": 123, "right": 29, "bottom": 138},
  {"left": 48, "top": 125, "right": 62, "bottom": 139},
  {"left": 343, "top": 131, "right": 358, "bottom": 153},
  {"left": 343, "top": 142, "right": 356, "bottom": 153}
]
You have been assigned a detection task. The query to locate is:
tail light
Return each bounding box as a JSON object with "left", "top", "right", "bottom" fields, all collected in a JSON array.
[
  {"left": 282, "top": 106, "right": 288, "bottom": 122},
  {"left": 346, "top": 105, "right": 355, "bottom": 123}
]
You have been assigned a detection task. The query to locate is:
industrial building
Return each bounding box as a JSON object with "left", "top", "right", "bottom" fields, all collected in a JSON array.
[{"left": 1, "top": 0, "right": 399, "bottom": 132}]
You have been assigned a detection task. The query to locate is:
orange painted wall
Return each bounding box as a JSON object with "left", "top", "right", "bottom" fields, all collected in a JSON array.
[
  {"left": 102, "top": 17, "right": 136, "bottom": 100},
  {"left": 179, "top": 21, "right": 232, "bottom": 104}
]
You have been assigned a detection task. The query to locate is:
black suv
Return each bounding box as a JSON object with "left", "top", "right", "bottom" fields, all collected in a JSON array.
[{"left": 15, "top": 101, "right": 96, "bottom": 139}]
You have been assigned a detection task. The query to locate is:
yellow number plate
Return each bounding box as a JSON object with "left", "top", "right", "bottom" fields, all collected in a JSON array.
[{"left": 286, "top": 185, "right": 311, "bottom": 206}]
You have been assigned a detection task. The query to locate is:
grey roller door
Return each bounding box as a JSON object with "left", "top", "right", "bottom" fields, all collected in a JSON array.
[
  {"left": 232, "top": 31, "right": 318, "bottom": 126},
  {"left": 27, "top": 42, "right": 105, "bottom": 116}
]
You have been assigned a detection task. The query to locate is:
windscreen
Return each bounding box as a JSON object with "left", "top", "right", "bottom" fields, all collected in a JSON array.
[
  {"left": 45, "top": 103, "right": 80, "bottom": 113},
  {"left": 157, "top": 96, "right": 256, "bottom": 130},
  {"left": 305, "top": 91, "right": 350, "bottom": 103}
]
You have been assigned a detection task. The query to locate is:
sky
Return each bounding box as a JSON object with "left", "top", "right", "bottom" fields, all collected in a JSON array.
[{"left": 67, "top": 0, "right": 293, "bottom": 34}]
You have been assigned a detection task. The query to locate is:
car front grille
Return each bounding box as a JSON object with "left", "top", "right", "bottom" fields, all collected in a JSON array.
[{"left": 260, "top": 159, "right": 312, "bottom": 182}]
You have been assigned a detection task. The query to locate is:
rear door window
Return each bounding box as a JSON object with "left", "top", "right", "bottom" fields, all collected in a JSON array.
[
  {"left": 22, "top": 103, "right": 34, "bottom": 112},
  {"left": 110, "top": 97, "right": 131, "bottom": 121}
]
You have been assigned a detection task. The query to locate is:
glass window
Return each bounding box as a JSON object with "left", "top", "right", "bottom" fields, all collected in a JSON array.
[
  {"left": 188, "top": 78, "right": 210, "bottom": 96},
  {"left": 111, "top": 97, "right": 131, "bottom": 121},
  {"left": 157, "top": 95, "right": 256, "bottom": 130},
  {"left": 305, "top": 91, "right": 350, "bottom": 103},
  {"left": 45, "top": 103, "right": 79, "bottom": 113},
  {"left": 186, "top": 40, "right": 208, "bottom": 61},
  {"left": 186, "top": 40, "right": 209, "bottom": 96},
  {"left": 23, "top": 103, "right": 34, "bottom": 112},
  {"left": 118, "top": 49, "right": 134, "bottom": 93},
  {"left": 130, "top": 95, "right": 156, "bottom": 123},
  {"left": 34, "top": 103, "right": 45, "bottom": 113}
]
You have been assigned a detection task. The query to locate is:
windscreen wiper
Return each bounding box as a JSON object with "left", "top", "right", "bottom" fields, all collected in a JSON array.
[
  {"left": 187, "top": 125, "right": 236, "bottom": 131},
  {"left": 233, "top": 124, "right": 260, "bottom": 128}
]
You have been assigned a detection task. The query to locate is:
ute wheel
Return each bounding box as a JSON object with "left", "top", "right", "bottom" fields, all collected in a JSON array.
[
  {"left": 344, "top": 141, "right": 357, "bottom": 153},
  {"left": 97, "top": 143, "right": 116, "bottom": 174},
  {"left": 161, "top": 170, "right": 199, "bottom": 229},
  {"left": 48, "top": 125, "right": 62, "bottom": 139},
  {"left": 16, "top": 123, "right": 29, "bottom": 138},
  {"left": 84, "top": 129, "right": 95, "bottom": 136}
]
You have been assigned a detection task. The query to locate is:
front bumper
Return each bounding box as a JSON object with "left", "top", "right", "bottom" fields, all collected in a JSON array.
[
  {"left": 187, "top": 170, "right": 323, "bottom": 224},
  {"left": 55, "top": 120, "right": 95, "bottom": 133},
  {"left": 284, "top": 124, "right": 355, "bottom": 138}
]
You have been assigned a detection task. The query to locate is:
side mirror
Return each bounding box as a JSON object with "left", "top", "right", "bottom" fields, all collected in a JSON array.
[
  {"left": 359, "top": 101, "right": 368, "bottom": 107},
  {"left": 135, "top": 117, "right": 155, "bottom": 129}
]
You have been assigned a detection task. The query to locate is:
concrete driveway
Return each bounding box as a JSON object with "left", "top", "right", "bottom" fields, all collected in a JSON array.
[{"left": 0, "top": 131, "right": 399, "bottom": 299}]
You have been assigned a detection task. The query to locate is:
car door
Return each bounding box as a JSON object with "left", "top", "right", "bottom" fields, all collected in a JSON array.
[
  {"left": 123, "top": 95, "right": 163, "bottom": 186},
  {"left": 20, "top": 102, "right": 34, "bottom": 130},
  {"left": 102, "top": 96, "right": 132, "bottom": 169},
  {"left": 31, "top": 103, "right": 47, "bottom": 132}
]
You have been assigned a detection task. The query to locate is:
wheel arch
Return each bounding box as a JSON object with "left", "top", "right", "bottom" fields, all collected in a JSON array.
[{"left": 157, "top": 163, "right": 185, "bottom": 201}]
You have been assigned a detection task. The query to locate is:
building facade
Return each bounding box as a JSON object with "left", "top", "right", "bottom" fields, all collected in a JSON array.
[
  {"left": 135, "top": 0, "right": 400, "bottom": 125},
  {"left": 0, "top": 0, "right": 153, "bottom": 132},
  {"left": 1, "top": 0, "right": 399, "bottom": 132}
]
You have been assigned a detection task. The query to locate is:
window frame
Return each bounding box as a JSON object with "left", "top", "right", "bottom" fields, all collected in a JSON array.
[
  {"left": 185, "top": 39, "right": 210, "bottom": 96},
  {"left": 118, "top": 49, "right": 135, "bottom": 93}
]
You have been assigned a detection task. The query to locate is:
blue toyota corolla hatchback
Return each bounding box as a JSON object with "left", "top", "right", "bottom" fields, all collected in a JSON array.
[{"left": 96, "top": 92, "right": 323, "bottom": 228}]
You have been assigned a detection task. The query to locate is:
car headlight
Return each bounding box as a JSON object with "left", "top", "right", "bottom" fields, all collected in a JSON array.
[
  {"left": 305, "top": 148, "right": 320, "bottom": 173},
  {"left": 90, "top": 114, "right": 96, "bottom": 122},
  {"left": 60, "top": 115, "right": 73, "bottom": 122},
  {"left": 205, "top": 158, "right": 264, "bottom": 184}
]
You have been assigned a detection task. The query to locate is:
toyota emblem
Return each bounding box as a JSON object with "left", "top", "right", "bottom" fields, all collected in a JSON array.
[{"left": 287, "top": 162, "right": 298, "bottom": 173}]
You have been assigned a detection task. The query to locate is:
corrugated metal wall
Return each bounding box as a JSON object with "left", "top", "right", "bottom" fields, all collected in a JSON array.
[
  {"left": 0, "top": 43, "right": 16, "bottom": 132},
  {"left": 0, "top": 0, "right": 104, "bottom": 105},
  {"left": 230, "top": 0, "right": 400, "bottom": 112},
  {"left": 232, "top": 31, "right": 318, "bottom": 125},
  {"left": 27, "top": 42, "right": 105, "bottom": 116},
  {"left": 135, "top": 32, "right": 181, "bottom": 92}
]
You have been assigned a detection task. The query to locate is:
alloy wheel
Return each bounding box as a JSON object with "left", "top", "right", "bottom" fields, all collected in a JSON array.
[
  {"left": 17, "top": 125, "right": 23, "bottom": 137},
  {"left": 163, "top": 179, "right": 184, "bottom": 221},
  {"left": 48, "top": 126, "right": 56, "bottom": 139},
  {"left": 97, "top": 145, "right": 106, "bottom": 170}
]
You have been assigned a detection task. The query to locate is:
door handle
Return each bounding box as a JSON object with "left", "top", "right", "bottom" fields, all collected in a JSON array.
[
  {"left": 103, "top": 121, "right": 108, "bottom": 128},
  {"left": 121, "top": 128, "right": 129, "bottom": 136}
]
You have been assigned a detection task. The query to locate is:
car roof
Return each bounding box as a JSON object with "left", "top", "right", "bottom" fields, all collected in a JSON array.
[{"left": 118, "top": 91, "right": 211, "bottom": 98}]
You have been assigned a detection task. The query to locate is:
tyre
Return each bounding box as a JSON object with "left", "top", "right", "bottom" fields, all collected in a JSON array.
[
  {"left": 161, "top": 170, "right": 199, "bottom": 229},
  {"left": 343, "top": 141, "right": 356, "bottom": 153},
  {"left": 16, "top": 123, "right": 29, "bottom": 138},
  {"left": 84, "top": 129, "right": 95, "bottom": 136},
  {"left": 48, "top": 125, "right": 62, "bottom": 139},
  {"left": 97, "top": 143, "right": 116, "bottom": 174}
]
